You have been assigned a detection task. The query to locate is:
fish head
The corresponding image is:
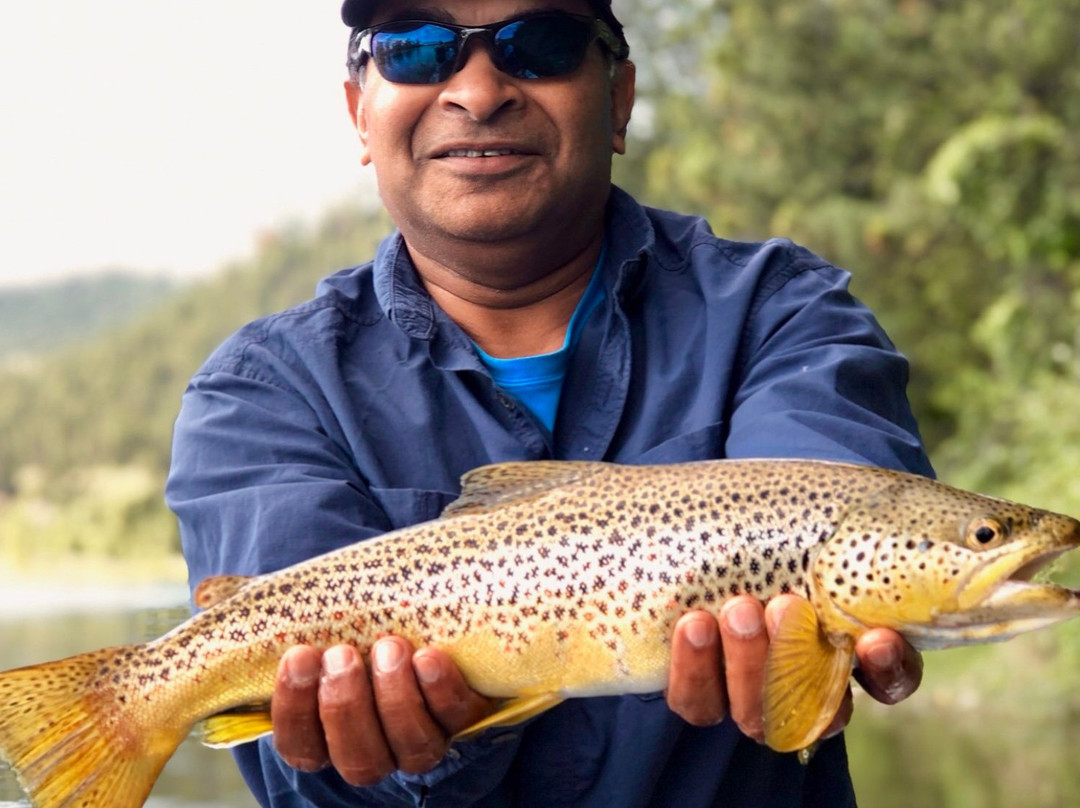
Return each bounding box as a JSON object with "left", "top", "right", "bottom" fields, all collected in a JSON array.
[{"left": 810, "top": 474, "right": 1080, "bottom": 649}]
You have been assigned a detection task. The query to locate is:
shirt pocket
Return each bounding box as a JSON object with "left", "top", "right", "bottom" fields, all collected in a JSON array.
[
  {"left": 632, "top": 420, "right": 727, "bottom": 464},
  {"left": 368, "top": 486, "right": 460, "bottom": 530}
]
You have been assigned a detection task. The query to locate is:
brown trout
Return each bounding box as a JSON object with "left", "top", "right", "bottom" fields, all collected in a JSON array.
[{"left": 2, "top": 459, "right": 1079, "bottom": 808}]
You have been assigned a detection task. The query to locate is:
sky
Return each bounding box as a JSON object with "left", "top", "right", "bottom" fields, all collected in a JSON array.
[{"left": 0, "top": 2, "right": 378, "bottom": 289}]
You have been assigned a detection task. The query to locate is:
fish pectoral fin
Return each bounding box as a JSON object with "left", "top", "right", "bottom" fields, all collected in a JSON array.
[
  {"left": 193, "top": 574, "right": 255, "bottom": 609},
  {"left": 762, "top": 598, "right": 854, "bottom": 754},
  {"left": 452, "top": 693, "right": 565, "bottom": 741},
  {"left": 200, "top": 703, "right": 274, "bottom": 748}
]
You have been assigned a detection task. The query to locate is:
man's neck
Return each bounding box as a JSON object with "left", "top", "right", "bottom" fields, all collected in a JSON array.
[{"left": 407, "top": 233, "right": 604, "bottom": 358}]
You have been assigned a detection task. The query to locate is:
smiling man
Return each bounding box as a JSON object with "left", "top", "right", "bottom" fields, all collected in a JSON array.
[{"left": 167, "top": 1, "right": 931, "bottom": 806}]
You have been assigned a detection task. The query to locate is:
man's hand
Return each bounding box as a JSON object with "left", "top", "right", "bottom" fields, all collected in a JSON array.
[
  {"left": 665, "top": 594, "right": 923, "bottom": 742},
  {"left": 271, "top": 640, "right": 493, "bottom": 786}
]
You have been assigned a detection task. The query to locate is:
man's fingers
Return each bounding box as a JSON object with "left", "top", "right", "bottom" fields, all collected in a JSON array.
[
  {"left": 718, "top": 596, "right": 769, "bottom": 742},
  {"left": 666, "top": 611, "right": 726, "bottom": 726},
  {"left": 272, "top": 646, "right": 330, "bottom": 773},
  {"left": 762, "top": 593, "right": 804, "bottom": 639},
  {"left": 412, "top": 648, "right": 495, "bottom": 735},
  {"left": 318, "top": 645, "right": 395, "bottom": 786},
  {"left": 853, "top": 628, "right": 923, "bottom": 705},
  {"left": 371, "top": 638, "right": 451, "bottom": 774}
]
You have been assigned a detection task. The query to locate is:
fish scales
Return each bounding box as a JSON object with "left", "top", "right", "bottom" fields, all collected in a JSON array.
[
  {"left": 3, "top": 458, "right": 1080, "bottom": 808},
  {"left": 107, "top": 460, "right": 873, "bottom": 716}
]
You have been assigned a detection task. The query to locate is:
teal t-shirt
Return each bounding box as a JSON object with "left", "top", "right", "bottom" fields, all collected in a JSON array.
[{"left": 473, "top": 263, "right": 605, "bottom": 432}]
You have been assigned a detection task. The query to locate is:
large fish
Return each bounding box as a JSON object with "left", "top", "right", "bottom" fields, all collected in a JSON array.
[{"left": 1, "top": 459, "right": 1079, "bottom": 807}]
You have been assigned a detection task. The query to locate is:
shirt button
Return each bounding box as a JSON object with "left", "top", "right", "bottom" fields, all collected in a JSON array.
[{"left": 496, "top": 392, "right": 516, "bottom": 410}]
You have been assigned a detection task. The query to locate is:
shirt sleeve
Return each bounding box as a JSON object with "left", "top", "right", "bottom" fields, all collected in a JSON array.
[
  {"left": 725, "top": 258, "right": 934, "bottom": 477},
  {"left": 166, "top": 366, "right": 521, "bottom": 808}
]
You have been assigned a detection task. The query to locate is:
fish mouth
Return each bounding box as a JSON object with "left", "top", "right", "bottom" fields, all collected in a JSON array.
[
  {"left": 973, "top": 546, "right": 1077, "bottom": 610},
  {"left": 1008, "top": 548, "right": 1069, "bottom": 583},
  {"left": 929, "top": 539, "right": 1080, "bottom": 646}
]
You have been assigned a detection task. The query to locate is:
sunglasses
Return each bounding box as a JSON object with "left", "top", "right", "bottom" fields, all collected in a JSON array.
[{"left": 349, "top": 12, "right": 629, "bottom": 85}]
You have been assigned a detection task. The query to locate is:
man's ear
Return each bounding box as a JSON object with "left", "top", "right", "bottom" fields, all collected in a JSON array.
[
  {"left": 344, "top": 79, "right": 373, "bottom": 166},
  {"left": 611, "top": 60, "right": 636, "bottom": 156}
]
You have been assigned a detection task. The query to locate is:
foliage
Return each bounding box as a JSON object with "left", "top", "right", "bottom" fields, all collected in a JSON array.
[{"left": 619, "top": 0, "right": 1080, "bottom": 465}]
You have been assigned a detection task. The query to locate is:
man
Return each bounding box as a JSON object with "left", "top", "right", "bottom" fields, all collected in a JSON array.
[{"left": 167, "top": 0, "right": 930, "bottom": 805}]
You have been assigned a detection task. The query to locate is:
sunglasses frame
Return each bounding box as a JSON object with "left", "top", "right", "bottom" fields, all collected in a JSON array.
[{"left": 349, "top": 11, "right": 629, "bottom": 85}]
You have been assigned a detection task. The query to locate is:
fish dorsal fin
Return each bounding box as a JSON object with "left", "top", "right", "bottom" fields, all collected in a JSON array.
[
  {"left": 193, "top": 574, "right": 254, "bottom": 610},
  {"left": 763, "top": 598, "right": 855, "bottom": 753},
  {"left": 443, "top": 461, "right": 606, "bottom": 517}
]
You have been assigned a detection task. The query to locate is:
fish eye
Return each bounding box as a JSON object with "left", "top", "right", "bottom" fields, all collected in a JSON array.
[{"left": 965, "top": 517, "right": 1008, "bottom": 550}]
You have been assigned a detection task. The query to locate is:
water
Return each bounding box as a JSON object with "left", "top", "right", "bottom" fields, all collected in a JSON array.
[{"left": 0, "top": 584, "right": 257, "bottom": 808}]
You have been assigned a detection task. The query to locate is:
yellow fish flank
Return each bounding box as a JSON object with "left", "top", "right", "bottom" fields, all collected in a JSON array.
[{"left": 2, "top": 459, "right": 1080, "bottom": 808}]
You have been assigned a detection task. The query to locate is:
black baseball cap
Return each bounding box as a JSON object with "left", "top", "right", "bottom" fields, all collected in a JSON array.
[{"left": 340, "top": 0, "right": 629, "bottom": 55}]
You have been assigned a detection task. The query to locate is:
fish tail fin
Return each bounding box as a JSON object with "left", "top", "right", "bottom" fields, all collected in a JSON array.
[{"left": 0, "top": 646, "right": 188, "bottom": 808}]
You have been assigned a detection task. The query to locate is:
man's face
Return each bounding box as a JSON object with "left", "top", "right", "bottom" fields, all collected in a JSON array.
[{"left": 345, "top": 0, "right": 635, "bottom": 274}]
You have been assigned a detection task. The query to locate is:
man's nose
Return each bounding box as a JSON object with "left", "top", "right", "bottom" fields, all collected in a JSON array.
[{"left": 438, "top": 43, "right": 525, "bottom": 121}]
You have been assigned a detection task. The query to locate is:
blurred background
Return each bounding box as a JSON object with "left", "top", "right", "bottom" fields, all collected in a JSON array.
[{"left": 2, "top": 0, "right": 1079, "bottom": 805}]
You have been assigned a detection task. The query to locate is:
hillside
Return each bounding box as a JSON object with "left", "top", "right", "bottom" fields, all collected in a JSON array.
[{"left": 0, "top": 272, "right": 175, "bottom": 363}]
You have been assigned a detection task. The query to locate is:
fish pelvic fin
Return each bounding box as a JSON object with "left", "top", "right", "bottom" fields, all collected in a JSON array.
[
  {"left": 763, "top": 598, "right": 854, "bottom": 754},
  {"left": 452, "top": 693, "right": 565, "bottom": 741},
  {"left": 200, "top": 703, "right": 274, "bottom": 748},
  {"left": 0, "top": 646, "right": 188, "bottom": 808}
]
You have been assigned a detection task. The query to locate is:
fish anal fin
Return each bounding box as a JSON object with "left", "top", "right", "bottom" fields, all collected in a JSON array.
[
  {"left": 193, "top": 574, "right": 254, "bottom": 609},
  {"left": 452, "top": 693, "right": 565, "bottom": 740},
  {"left": 200, "top": 703, "right": 274, "bottom": 748},
  {"left": 763, "top": 598, "right": 854, "bottom": 754},
  {"left": 444, "top": 461, "right": 605, "bottom": 517}
]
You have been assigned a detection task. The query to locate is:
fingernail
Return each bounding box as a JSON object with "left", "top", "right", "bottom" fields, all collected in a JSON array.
[
  {"left": 685, "top": 618, "right": 715, "bottom": 650},
  {"left": 866, "top": 642, "right": 900, "bottom": 672},
  {"left": 373, "top": 639, "right": 405, "bottom": 673},
  {"left": 413, "top": 653, "right": 442, "bottom": 684},
  {"left": 323, "top": 646, "right": 355, "bottom": 677},
  {"left": 285, "top": 650, "right": 321, "bottom": 687},
  {"left": 723, "top": 600, "right": 763, "bottom": 639}
]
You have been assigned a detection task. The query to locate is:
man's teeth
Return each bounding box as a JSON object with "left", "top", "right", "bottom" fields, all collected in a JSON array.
[{"left": 445, "top": 149, "right": 518, "bottom": 157}]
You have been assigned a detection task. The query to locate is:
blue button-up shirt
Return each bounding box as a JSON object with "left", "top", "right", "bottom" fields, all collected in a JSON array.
[{"left": 167, "top": 186, "right": 932, "bottom": 808}]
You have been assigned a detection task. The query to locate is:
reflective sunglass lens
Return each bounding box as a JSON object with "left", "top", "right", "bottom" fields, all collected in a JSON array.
[
  {"left": 496, "top": 17, "right": 592, "bottom": 79},
  {"left": 372, "top": 24, "right": 458, "bottom": 84}
]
